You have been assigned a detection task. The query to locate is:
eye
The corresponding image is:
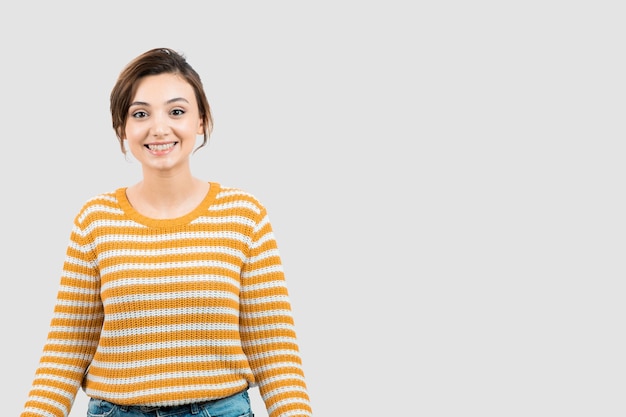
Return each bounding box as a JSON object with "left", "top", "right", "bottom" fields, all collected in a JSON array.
[
  {"left": 171, "top": 108, "right": 186, "bottom": 116},
  {"left": 132, "top": 110, "right": 148, "bottom": 119}
]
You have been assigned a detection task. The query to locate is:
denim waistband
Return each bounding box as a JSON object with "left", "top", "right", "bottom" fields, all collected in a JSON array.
[
  {"left": 92, "top": 386, "right": 249, "bottom": 417},
  {"left": 118, "top": 398, "right": 220, "bottom": 415}
]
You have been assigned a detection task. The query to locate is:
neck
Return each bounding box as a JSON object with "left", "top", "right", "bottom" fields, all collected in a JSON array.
[{"left": 127, "top": 171, "right": 209, "bottom": 218}]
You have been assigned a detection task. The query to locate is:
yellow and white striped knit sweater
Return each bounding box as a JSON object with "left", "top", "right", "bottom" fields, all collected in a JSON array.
[{"left": 21, "top": 183, "right": 312, "bottom": 417}]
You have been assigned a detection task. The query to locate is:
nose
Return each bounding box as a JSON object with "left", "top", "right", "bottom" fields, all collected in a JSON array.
[{"left": 151, "top": 113, "right": 171, "bottom": 137}]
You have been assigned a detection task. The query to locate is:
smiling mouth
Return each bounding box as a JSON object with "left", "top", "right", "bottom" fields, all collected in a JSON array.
[{"left": 145, "top": 142, "right": 177, "bottom": 151}]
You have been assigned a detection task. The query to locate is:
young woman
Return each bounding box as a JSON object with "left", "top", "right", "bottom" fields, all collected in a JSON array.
[{"left": 21, "top": 48, "right": 312, "bottom": 417}]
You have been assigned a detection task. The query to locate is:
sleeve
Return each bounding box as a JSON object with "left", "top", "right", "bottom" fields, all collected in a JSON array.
[
  {"left": 21, "top": 217, "right": 104, "bottom": 417},
  {"left": 239, "top": 207, "right": 313, "bottom": 417}
]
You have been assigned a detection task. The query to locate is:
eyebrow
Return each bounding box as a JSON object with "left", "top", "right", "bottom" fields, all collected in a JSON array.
[{"left": 130, "top": 97, "right": 190, "bottom": 107}]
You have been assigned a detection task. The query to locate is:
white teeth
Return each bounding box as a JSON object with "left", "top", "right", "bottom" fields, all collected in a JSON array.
[{"left": 147, "top": 143, "right": 175, "bottom": 151}]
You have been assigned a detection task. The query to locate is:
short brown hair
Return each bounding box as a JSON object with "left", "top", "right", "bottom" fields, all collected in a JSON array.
[{"left": 110, "top": 48, "right": 213, "bottom": 154}]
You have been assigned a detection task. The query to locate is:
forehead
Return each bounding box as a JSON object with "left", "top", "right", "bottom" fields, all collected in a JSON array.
[{"left": 132, "top": 73, "right": 196, "bottom": 101}]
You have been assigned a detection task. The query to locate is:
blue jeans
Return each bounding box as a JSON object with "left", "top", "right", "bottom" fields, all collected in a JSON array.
[{"left": 86, "top": 390, "right": 254, "bottom": 417}]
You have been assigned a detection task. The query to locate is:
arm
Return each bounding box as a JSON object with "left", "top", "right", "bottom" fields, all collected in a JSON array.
[
  {"left": 239, "top": 209, "right": 312, "bottom": 417},
  {"left": 21, "top": 219, "right": 103, "bottom": 417}
]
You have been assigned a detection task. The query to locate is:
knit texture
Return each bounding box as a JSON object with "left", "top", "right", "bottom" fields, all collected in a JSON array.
[{"left": 21, "top": 183, "right": 312, "bottom": 417}]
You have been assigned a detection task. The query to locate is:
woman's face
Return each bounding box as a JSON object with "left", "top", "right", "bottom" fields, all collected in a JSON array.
[{"left": 124, "top": 73, "right": 204, "bottom": 175}]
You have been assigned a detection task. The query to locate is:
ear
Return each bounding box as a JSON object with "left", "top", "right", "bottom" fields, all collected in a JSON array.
[{"left": 197, "top": 118, "right": 205, "bottom": 135}]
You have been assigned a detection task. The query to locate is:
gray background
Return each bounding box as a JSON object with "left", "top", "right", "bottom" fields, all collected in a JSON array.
[{"left": 3, "top": 1, "right": 625, "bottom": 416}]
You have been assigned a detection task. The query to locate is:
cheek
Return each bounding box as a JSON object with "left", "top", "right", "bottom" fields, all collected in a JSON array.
[
  {"left": 124, "top": 123, "right": 144, "bottom": 141},
  {"left": 176, "top": 124, "right": 201, "bottom": 139}
]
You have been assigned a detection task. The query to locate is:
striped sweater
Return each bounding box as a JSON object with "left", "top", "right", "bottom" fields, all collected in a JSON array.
[{"left": 21, "top": 182, "right": 312, "bottom": 417}]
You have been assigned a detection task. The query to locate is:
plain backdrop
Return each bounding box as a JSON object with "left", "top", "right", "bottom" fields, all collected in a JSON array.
[{"left": 3, "top": 1, "right": 626, "bottom": 416}]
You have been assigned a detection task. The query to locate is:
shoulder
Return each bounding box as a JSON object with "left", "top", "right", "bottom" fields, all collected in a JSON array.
[
  {"left": 73, "top": 189, "right": 123, "bottom": 226},
  {"left": 213, "top": 184, "right": 267, "bottom": 216},
  {"left": 215, "top": 184, "right": 264, "bottom": 206}
]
